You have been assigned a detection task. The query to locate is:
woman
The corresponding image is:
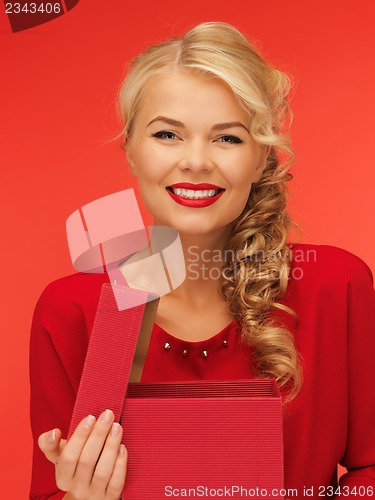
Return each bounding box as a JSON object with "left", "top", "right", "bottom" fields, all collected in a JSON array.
[{"left": 32, "top": 22, "right": 375, "bottom": 499}]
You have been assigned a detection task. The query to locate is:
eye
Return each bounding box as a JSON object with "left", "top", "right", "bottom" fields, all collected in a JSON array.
[
  {"left": 217, "top": 135, "right": 243, "bottom": 144},
  {"left": 152, "top": 130, "right": 178, "bottom": 140}
]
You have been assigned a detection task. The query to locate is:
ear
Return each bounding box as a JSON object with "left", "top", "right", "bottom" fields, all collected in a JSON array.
[
  {"left": 123, "top": 131, "right": 138, "bottom": 177},
  {"left": 253, "top": 145, "right": 270, "bottom": 183}
]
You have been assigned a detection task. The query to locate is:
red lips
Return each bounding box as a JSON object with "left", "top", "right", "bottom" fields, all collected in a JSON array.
[{"left": 166, "top": 183, "right": 225, "bottom": 208}]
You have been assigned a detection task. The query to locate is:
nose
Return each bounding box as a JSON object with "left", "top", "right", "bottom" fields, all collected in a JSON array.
[{"left": 177, "top": 139, "right": 214, "bottom": 173}]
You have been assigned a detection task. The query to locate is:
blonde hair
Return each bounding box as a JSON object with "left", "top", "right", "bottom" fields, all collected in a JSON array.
[{"left": 117, "top": 22, "right": 302, "bottom": 401}]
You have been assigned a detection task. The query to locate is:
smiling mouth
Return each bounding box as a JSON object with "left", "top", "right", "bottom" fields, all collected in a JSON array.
[{"left": 166, "top": 187, "right": 224, "bottom": 199}]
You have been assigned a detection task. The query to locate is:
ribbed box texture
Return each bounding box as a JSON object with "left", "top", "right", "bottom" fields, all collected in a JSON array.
[
  {"left": 122, "top": 380, "right": 284, "bottom": 499},
  {"left": 68, "top": 284, "right": 147, "bottom": 437}
]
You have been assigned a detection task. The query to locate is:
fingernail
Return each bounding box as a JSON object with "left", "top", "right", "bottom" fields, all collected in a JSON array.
[
  {"left": 83, "top": 414, "right": 96, "bottom": 429},
  {"left": 48, "top": 429, "right": 56, "bottom": 443},
  {"left": 99, "top": 409, "right": 113, "bottom": 424},
  {"left": 110, "top": 423, "right": 121, "bottom": 437},
  {"left": 119, "top": 444, "right": 127, "bottom": 456}
]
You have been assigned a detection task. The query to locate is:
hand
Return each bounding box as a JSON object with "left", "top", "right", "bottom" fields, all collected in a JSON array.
[{"left": 38, "top": 409, "right": 127, "bottom": 500}]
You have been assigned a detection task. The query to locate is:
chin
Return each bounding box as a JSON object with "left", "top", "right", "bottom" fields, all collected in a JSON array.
[{"left": 151, "top": 210, "right": 236, "bottom": 240}]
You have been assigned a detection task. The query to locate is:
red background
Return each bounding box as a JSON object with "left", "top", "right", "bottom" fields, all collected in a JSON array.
[{"left": 1, "top": 0, "right": 374, "bottom": 496}]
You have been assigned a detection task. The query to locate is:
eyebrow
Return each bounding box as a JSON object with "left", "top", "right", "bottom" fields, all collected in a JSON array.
[{"left": 147, "top": 116, "right": 249, "bottom": 132}]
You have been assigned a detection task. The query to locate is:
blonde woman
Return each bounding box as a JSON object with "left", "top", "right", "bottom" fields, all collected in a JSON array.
[{"left": 32, "top": 22, "right": 375, "bottom": 499}]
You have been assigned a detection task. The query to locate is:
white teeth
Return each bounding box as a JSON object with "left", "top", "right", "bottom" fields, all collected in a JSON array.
[{"left": 170, "top": 188, "right": 220, "bottom": 199}]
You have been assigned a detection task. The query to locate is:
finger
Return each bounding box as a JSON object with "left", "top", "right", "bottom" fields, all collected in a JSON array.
[
  {"left": 91, "top": 423, "right": 123, "bottom": 490},
  {"left": 56, "top": 414, "right": 96, "bottom": 491},
  {"left": 73, "top": 409, "right": 115, "bottom": 487},
  {"left": 106, "top": 444, "right": 128, "bottom": 499},
  {"left": 38, "top": 428, "right": 66, "bottom": 465}
]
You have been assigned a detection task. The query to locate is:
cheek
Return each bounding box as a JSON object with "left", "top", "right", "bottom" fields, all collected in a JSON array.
[
  {"left": 222, "top": 148, "right": 261, "bottom": 183},
  {"left": 136, "top": 182, "right": 161, "bottom": 218},
  {"left": 224, "top": 162, "right": 256, "bottom": 191},
  {"left": 227, "top": 167, "right": 254, "bottom": 213},
  {"left": 234, "top": 185, "right": 252, "bottom": 213},
  {"left": 136, "top": 151, "right": 174, "bottom": 183}
]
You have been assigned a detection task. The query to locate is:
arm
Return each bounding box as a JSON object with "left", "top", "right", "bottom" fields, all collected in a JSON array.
[
  {"left": 29, "top": 279, "right": 85, "bottom": 499},
  {"left": 337, "top": 258, "right": 375, "bottom": 496},
  {"left": 30, "top": 275, "right": 125, "bottom": 499}
]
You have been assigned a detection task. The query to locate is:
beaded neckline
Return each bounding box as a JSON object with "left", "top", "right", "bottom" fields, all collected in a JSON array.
[{"left": 153, "top": 320, "right": 240, "bottom": 359}]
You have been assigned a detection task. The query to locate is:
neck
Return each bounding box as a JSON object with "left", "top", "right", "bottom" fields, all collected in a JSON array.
[
  {"left": 169, "top": 227, "right": 233, "bottom": 304},
  {"left": 119, "top": 223, "right": 233, "bottom": 306}
]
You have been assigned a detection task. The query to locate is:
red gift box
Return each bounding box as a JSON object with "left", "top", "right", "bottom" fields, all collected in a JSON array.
[{"left": 123, "top": 380, "right": 284, "bottom": 499}]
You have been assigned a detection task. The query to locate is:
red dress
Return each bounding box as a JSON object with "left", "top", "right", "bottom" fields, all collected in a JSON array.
[{"left": 29, "top": 244, "right": 375, "bottom": 499}]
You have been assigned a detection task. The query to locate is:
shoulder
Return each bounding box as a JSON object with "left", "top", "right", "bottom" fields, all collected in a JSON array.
[
  {"left": 33, "top": 272, "right": 109, "bottom": 328},
  {"left": 288, "top": 243, "right": 373, "bottom": 290},
  {"left": 38, "top": 272, "right": 109, "bottom": 301}
]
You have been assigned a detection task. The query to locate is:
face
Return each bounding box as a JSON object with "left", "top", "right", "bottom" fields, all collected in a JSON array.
[{"left": 125, "top": 72, "right": 267, "bottom": 240}]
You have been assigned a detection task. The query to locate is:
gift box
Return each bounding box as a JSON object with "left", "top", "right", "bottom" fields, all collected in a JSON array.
[{"left": 123, "top": 379, "right": 284, "bottom": 499}]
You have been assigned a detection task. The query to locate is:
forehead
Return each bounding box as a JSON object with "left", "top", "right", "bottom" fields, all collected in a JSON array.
[{"left": 137, "top": 71, "right": 249, "bottom": 126}]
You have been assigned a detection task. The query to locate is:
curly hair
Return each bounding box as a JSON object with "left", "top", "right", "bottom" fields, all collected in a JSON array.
[{"left": 117, "top": 22, "right": 302, "bottom": 401}]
